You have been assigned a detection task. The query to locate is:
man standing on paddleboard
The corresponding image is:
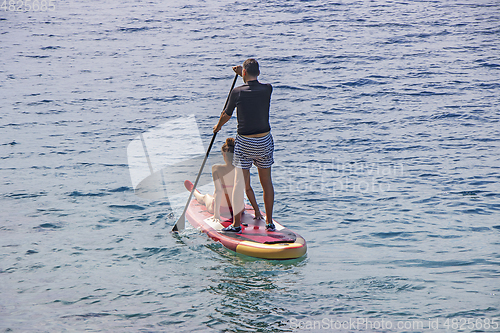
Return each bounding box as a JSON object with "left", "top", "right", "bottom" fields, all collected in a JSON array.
[{"left": 213, "top": 58, "right": 276, "bottom": 232}]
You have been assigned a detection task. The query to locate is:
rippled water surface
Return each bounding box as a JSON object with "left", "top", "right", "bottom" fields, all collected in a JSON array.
[{"left": 1, "top": 0, "right": 499, "bottom": 332}]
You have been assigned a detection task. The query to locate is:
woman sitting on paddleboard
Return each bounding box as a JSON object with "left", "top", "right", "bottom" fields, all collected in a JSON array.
[{"left": 185, "top": 137, "right": 263, "bottom": 222}]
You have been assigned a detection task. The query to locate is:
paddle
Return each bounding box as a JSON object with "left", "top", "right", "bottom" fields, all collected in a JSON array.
[{"left": 172, "top": 73, "right": 238, "bottom": 232}]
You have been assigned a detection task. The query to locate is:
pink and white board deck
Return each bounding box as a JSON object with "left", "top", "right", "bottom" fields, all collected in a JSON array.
[{"left": 184, "top": 196, "right": 307, "bottom": 260}]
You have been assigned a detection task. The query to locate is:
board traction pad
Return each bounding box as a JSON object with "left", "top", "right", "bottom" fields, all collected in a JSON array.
[{"left": 195, "top": 204, "right": 297, "bottom": 244}]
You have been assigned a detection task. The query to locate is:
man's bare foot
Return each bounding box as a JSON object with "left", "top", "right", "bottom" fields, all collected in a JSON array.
[{"left": 254, "top": 212, "right": 264, "bottom": 220}]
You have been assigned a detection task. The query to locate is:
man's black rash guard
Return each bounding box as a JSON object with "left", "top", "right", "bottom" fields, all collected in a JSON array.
[{"left": 223, "top": 80, "right": 272, "bottom": 136}]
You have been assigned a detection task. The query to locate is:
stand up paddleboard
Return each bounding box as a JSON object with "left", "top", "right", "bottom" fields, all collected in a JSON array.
[{"left": 183, "top": 181, "right": 307, "bottom": 260}]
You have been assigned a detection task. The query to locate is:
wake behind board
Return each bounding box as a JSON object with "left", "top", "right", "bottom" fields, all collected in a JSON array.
[{"left": 184, "top": 181, "right": 307, "bottom": 260}]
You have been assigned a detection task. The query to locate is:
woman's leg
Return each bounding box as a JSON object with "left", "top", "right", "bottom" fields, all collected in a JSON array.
[
  {"left": 192, "top": 190, "right": 205, "bottom": 204},
  {"left": 193, "top": 191, "right": 215, "bottom": 214}
]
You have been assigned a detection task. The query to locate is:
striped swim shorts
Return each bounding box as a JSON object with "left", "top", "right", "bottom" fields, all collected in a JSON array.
[{"left": 233, "top": 133, "right": 274, "bottom": 170}]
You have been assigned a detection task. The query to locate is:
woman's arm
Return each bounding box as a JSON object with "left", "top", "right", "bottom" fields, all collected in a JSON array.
[{"left": 212, "top": 167, "right": 222, "bottom": 219}]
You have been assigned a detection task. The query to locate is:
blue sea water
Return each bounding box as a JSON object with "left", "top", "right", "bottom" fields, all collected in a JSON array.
[{"left": 1, "top": 0, "right": 499, "bottom": 332}]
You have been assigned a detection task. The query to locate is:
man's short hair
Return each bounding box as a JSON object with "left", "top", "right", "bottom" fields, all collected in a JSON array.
[{"left": 243, "top": 58, "right": 260, "bottom": 76}]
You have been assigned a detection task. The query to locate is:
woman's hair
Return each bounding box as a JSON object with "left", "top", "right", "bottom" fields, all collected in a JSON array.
[{"left": 221, "top": 137, "right": 235, "bottom": 153}]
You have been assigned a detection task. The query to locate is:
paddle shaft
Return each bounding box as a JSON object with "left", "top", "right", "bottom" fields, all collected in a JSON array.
[{"left": 172, "top": 73, "right": 238, "bottom": 232}]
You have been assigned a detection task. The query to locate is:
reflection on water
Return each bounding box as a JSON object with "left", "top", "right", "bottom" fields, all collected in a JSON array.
[{"left": 1, "top": 0, "right": 499, "bottom": 331}]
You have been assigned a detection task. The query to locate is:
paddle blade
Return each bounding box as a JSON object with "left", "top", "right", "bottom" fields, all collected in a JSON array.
[{"left": 172, "top": 213, "right": 185, "bottom": 232}]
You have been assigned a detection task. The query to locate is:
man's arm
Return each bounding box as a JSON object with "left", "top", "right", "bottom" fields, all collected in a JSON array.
[
  {"left": 214, "top": 81, "right": 238, "bottom": 133},
  {"left": 213, "top": 111, "right": 231, "bottom": 133}
]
